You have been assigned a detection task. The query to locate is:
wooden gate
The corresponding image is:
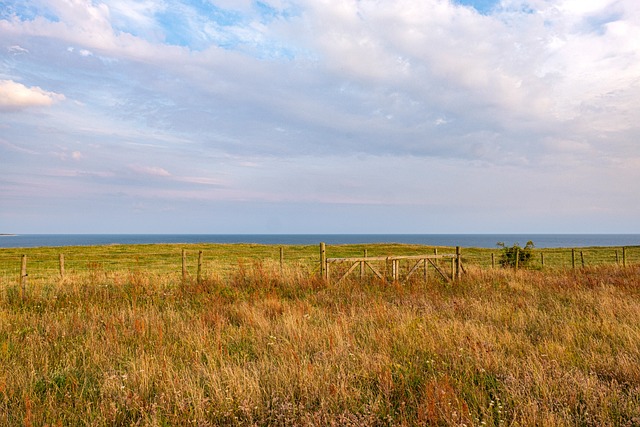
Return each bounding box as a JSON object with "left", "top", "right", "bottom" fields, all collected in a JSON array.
[{"left": 319, "top": 243, "right": 462, "bottom": 284}]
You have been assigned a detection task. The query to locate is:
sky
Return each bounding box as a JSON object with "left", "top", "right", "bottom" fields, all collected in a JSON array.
[{"left": 1, "top": 0, "right": 639, "bottom": 234}]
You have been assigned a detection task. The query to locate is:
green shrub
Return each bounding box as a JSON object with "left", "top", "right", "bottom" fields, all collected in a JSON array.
[{"left": 496, "top": 241, "right": 534, "bottom": 268}]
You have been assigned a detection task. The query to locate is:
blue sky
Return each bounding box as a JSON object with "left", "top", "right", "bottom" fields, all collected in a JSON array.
[
  {"left": 455, "top": 0, "right": 499, "bottom": 14},
  {"left": 1, "top": 0, "right": 640, "bottom": 234}
]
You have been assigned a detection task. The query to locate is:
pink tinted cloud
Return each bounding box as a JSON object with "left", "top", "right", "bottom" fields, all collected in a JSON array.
[{"left": 0, "top": 80, "right": 65, "bottom": 111}]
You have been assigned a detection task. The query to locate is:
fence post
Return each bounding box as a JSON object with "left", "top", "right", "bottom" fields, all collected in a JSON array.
[
  {"left": 540, "top": 252, "right": 545, "bottom": 268},
  {"left": 491, "top": 253, "right": 495, "bottom": 269},
  {"left": 320, "top": 243, "right": 327, "bottom": 281},
  {"left": 197, "top": 250, "right": 203, "bottom": 284},
  {"left": 424, "top": 256, "right": 428, "bottom": 282},
  {"left": 280, "top": 247, "right": 284, "bottom": 273},
  {"left": 615, "top": 249, "right": 619, "bottom": 265},
  {"left": 434, "top": 248, "right": 438, "bottom": 270},
  {"left": 360, "top": 249, "right": 367, "bottom": 280},
  {"left": 515, "top": 248, "right": 520, "bottom": 271},
  {"left": 456, "top": 246, "right": 461, "bottom": 280},
  {"left": 182, "top": 249, "right": 187, "bottom": 282},
  {"left": 21, "top": 255, "right": 27, "bottom": 298},
  {"left": 580, "top": 251, "right": 585, "bottom": 268},
  {"left": 622, "top": 247, "right": 627, "bottom": 268},
  {"left": 571, "top": 249, "right": 576, "bottom": 270},
  {"left": 59, "top": 253, "right": 65, "bottom": 279}
]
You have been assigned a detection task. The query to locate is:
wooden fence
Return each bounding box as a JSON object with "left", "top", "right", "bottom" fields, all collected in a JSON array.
[
  {"left": 1, "top": 246, "right": 314, "bottom": 288},
  {"left": 1, "top": 244, "right": 638, "bottom": 289}
]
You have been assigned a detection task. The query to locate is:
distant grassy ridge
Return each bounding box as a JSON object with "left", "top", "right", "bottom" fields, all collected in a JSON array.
[{"left": 1, "top": 243, "right": 639, "bottom": 285}]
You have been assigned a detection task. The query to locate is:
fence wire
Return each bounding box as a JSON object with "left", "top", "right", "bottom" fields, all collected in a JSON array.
[{"left": 1, "top": 244, "right": 638, "bottom": 286}]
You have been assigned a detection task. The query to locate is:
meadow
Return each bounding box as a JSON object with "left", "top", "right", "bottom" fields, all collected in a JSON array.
[{"left": 0, "top": 243, "right": 639, "bottom": 426}]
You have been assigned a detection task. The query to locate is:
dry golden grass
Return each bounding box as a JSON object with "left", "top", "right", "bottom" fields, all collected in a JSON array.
[{"left": 1, "top": 259, "right": 639, "bottom": 426}]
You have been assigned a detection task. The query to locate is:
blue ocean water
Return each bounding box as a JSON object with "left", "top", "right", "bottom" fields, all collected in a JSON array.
[{"left": 0, "top": 234, "right": 639, "bottom": 249}]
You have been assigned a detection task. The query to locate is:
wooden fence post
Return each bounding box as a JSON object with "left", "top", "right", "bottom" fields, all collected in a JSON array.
[
  {"left": 615, "top": 249, "right": 619, "bottom": 265},
  {"left": 540, "top": 252, "right": 545, "bottom": 267},
  {"left": 515, "top": 248, "right": 520, "bottom": 271},
  {"left": 280, "top": 247, "right": 284, "bottom": 273},
  {"left": 622, "top": 247, "right": 627, "bottom": 268},
  {"left": 21, "top": 255, "right": 27, "bottom": 298},
  {"left": 491, "top": 253, "right": 495, "bottom": 269},
  {"left": 571, "top": 249, "right": 576, "bottom": 270},
  {"left": 424, "top": 256, "right": 428, "bottom": 282},
  {"left": 580, "top": 251, "right": 585, "bottom": 268},
  {"left": 197, "top": 250, "right": 203, "bottom": 284},
  {"left": 59, "top": 253, "right": 65, "bottom": 279},
  {"left": 320, "top": 243, "right": 327, "bottom": 281},
  {"left": 434, "top": 248, "right": 438, "bottom": 270},
  {"left": 456, "top": 246, "right": 461, "bottom": 280},
  {"left": 182, "top": 249, "right": 187, "bottom": 282},
  {"left": 360, "top": 249, "right": 367, "bottom": 280}
]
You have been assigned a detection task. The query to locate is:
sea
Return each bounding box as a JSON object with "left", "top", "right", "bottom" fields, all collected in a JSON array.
[{"left": 1, "top": 234, "right": 639, "bottom": 249}]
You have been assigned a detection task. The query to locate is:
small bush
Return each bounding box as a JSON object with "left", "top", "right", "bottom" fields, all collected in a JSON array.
[{"left": 496, "top": 241, "right": 534, "bottom": 268}]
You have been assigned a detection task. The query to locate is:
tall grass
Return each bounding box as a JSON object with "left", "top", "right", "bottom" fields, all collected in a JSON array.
[{"left": 1, "top": 256, "right": 639, "bottom": 425}]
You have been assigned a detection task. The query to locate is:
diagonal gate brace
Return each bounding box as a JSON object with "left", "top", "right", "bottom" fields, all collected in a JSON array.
[{"left": 427, "top": 258, "right": 451, "bottom": 282}]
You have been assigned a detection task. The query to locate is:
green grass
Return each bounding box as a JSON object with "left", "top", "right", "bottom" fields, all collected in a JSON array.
[
  {"left": 1, "top": 243, "right": 639, "bottom": 425},
  {"left": 1, "top": 243, "right": 639, "bottom": 285}
]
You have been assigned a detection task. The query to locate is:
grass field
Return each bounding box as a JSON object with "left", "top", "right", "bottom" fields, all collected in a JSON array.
[
  {"left": 1, "top": 242, "right": 639, "bottom": 284},
  {"left": 1, "top": 243, "right": 639, "bottom": 425}
]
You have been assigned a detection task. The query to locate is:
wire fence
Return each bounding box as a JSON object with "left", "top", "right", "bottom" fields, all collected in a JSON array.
[
  {"left": 1, "top": 244, "right": 639, "bottom": 286},
  {"left": 460, "top": 247, "right": 639, "bottom": 270},
  {"left": 0, "top": 245, "right": 320, "bottom": 286}
]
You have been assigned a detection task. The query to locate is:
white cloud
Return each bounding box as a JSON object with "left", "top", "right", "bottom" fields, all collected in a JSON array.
[
  {"left": 211, "top": 0, "right": 254, "bottom": 12},
  {"left": 558, "top": 0, "right": 613, "bottom": 15},
  {"left": 49, "top": 169, "right": 114, "bottom": 178},
  {"left": 52, "top": 149, "right": 84, "bottom": 161},
  {"left": 3, "top": 1, "right": 638, "bottom": 157},
  {"left": 107, "top": 0, "right": 164, "bottom": 28},
  {"left": 8, "top": 45, "right": 29, "bottom": 54},
  {"left": 176, "top": 176, "right": 224, "bottom": 186},
  {"left": 0, "top": 80, "right": 65, "bottom": 111},
  {"left": 128, "top": 165, "right": 171, "bottom": 177}
]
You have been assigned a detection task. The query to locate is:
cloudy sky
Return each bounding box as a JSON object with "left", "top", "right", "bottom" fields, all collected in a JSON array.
[{"left": 1, "top": 0, "right": 639, "bottom": 234}]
